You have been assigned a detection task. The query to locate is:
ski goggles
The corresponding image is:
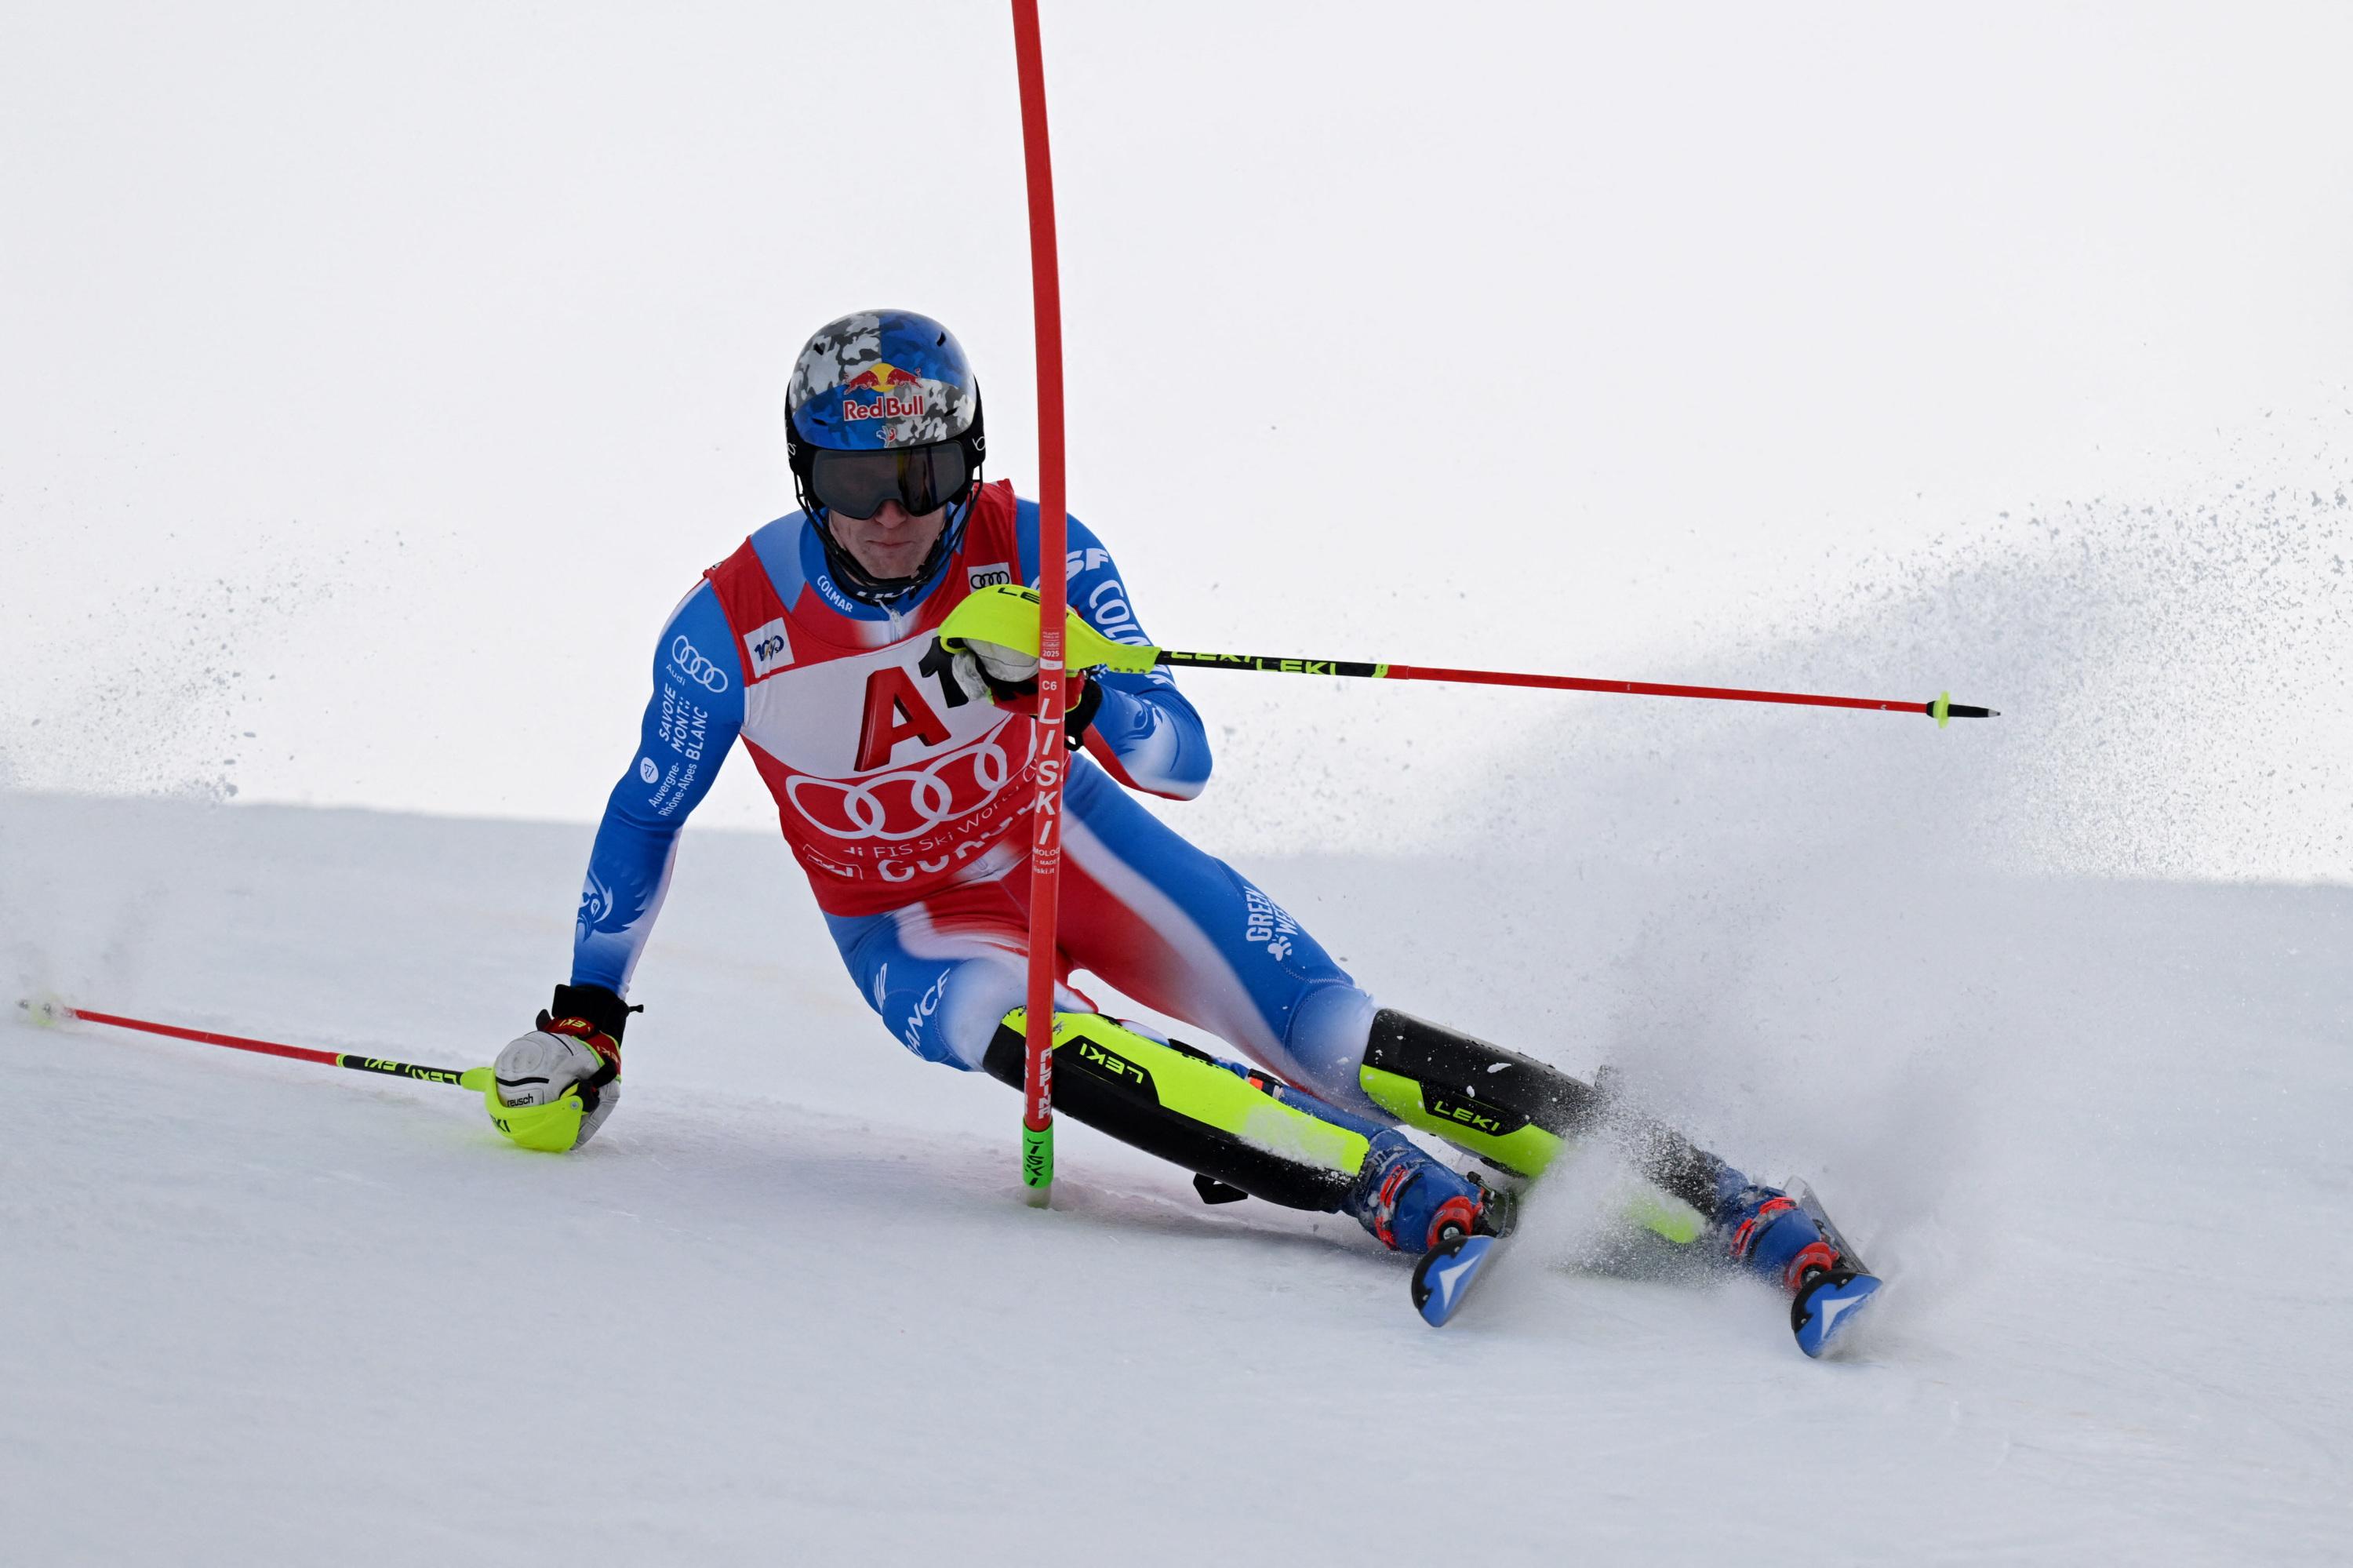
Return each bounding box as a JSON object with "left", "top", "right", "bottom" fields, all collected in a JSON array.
[{"left": 809, "top": 441, "right": 973, "bottom": 519}]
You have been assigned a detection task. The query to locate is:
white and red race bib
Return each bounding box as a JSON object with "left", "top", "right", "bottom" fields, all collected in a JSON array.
[{"left": 704, "top": 483, "right": 1047, "bottom": 915}]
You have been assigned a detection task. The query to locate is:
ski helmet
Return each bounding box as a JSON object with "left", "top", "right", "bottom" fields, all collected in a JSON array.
[{"left": 784, "top": 309, "right": 986, "bottom": 604}]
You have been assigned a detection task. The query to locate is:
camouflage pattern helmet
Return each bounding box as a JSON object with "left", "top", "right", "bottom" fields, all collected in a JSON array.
[
  {"left": 783, "top": 309, "right": 988, "bottom": 606},
  {"left": 785, "top": 309, "right": 982, "bottom": 455}
]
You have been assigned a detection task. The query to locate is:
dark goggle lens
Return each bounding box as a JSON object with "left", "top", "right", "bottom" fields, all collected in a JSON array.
[{"left": 809, "top": 443, "right": 971, "bottom": 518}]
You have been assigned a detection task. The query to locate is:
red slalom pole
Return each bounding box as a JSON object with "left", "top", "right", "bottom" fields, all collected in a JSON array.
[
  {"left": 1011, "top": 0, "right": 1066, "bottom": 1205},
  {"left": 18, "top": 999, "right": 488, "bottom": 1088}
]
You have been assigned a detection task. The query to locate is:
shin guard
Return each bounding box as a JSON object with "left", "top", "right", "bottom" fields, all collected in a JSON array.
[
  {"left": 1358, "top": 1010, "right": 1595, "bottom": 1179},
  {"left": 982, "top": 1013, "right": 1368, "bottom": 1211},
  {"left": 1358, "top": 1010, "right": 1730, "bottom": 1242}
]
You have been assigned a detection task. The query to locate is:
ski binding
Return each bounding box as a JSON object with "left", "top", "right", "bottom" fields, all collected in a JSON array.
[{"left": 1787, "top": 1181, "right": 1882, "bottom": 1358}]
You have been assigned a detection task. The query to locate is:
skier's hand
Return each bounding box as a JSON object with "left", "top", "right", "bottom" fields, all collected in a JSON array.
[
  {"left": 484, "top": 983, "right": 629, "bottom": 1152},
  {"left": 957, "top": 635, "right": 1041, "bottom": 693},
  {"left": 940, "top": 637, "right": 1104, "bottom": 748}
]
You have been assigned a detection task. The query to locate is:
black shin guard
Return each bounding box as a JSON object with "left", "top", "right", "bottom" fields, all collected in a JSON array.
[
  {"left": 982, "top": 1016, "right": 1364, "bottom": 1212},
  {"left": 1358, "top": 1009, "right": 1729, "bottom": 1213}
]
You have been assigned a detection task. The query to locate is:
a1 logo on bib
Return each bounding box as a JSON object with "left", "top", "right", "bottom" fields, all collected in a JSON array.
[
  {"left": 856, "top": 668, "right": 952, "bottom": 772},
  {"left": 743, "top": 618, "right": 794, "bottom": 678}
]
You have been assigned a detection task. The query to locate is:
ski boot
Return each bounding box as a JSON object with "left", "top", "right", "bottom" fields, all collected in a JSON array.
[
  {"left": 1340, "top": 1130, "right": 1512, "bottom": 1327},
  {"left": 1347, "top": 1130, "right": 1509, "bottom": 1253},
  {"left": 1717, "top": 1180, "right": 1882, "bottom": 1356}
]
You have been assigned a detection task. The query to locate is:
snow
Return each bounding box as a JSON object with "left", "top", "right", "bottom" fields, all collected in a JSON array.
[
  {"left": 5, "top": 789, "right": 2348, "bottom": 1564},
  {"left": 7, "top": 5, "right": 2353, "bottom": 1561}
]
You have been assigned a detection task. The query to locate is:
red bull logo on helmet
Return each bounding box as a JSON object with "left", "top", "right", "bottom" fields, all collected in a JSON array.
[{"left": 842, "top": 361, "right": 931, "bottom": 424}]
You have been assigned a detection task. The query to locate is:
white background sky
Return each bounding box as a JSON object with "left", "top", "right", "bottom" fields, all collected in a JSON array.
[{"left": 5, "top": 2, "right": 2350, "bottom": 875}]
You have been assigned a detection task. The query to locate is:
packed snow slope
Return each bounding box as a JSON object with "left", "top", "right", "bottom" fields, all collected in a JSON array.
[{"left": 3, "top": 787, "right": 2348, "bottom": 1566}]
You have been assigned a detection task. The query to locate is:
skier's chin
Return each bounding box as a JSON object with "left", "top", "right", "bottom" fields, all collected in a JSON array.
[
  {"left": 835, "top": 509, "right": 948, "bottom": 580},
  {"left": 853, "top": 544, "right": 932, "bottom": 579}
]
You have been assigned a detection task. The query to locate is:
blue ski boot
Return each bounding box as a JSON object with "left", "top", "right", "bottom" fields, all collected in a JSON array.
[
  {"left": 1719, "top": 1182, "right": 1846, "bottom": 1289},
  {"left": 1716, "top": 1178, "right": 1883, "bottom": 1356},
  {"left": 1345, "top": 1129, "right": 1501, "bottom": 1253}
]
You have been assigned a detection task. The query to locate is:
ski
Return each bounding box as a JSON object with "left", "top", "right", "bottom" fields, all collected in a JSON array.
[
  {"left": 1787, "top": 1181, "right": 1883, "bottom": 1358},
  {"left": 1411, "top": 1177, "right": 1885, "bottom": 1357},
  {"left": 1410, "top": 1231, "right": 1500, "bottom": 1326}
]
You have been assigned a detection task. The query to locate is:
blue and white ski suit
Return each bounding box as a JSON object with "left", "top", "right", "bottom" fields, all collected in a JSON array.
[{"left": 572, "top": 482, "right": 1382, "bottom": 1108}]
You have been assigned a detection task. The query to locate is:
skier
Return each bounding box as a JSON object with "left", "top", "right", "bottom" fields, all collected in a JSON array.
[{"left": 489, "top": 308, "right": 1871, "bottom": 1342}]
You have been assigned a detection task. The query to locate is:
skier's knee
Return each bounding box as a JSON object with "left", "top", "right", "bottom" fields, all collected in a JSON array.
[
  {"left": 888, "top": 958, "right": 1025, "bottom": 1070},
  {"left": 1279, "top": 980, "right": 1378, "bottom": 1105}
]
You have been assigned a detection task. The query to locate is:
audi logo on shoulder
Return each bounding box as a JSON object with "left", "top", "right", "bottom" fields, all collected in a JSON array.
[{"left": 671, "top": 635, "right": 730, "bottom": 693}]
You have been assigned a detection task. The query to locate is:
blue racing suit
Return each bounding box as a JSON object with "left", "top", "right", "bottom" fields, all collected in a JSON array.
[{"left": 569, "top": 486, "right": 1383, "bottom": 1108}]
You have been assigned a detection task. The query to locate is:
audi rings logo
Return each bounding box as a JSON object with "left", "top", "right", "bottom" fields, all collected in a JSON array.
[
  {"left": 671, "top": 635, "right": 730, "bottom": 693},
  {"left": 786, "top": 729, "right": 1035, "bottom": 842}
]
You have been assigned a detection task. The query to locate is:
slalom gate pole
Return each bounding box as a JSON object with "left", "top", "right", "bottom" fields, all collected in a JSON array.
[
  {"left": 1150, "top": 652, "right": 1999, "bottom": 725},
  {"left": 1011, "top": 0, "right": 1066, "bottom": 1205},
  {"left": 17, "top": 999, "right": 490, "bottom": 1090}
]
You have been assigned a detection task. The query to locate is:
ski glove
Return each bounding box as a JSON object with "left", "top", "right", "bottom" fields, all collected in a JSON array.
[
  {"left": 940, "top": 635, "right": 1104, "bottom": 748},
  {"left": 486, "top": 982, "right": 631, "bottom": 1151}
]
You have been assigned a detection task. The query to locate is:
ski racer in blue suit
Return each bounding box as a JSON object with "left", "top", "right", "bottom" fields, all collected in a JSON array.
[{"left": 485, "top": 310, "right": 1875, "bottom": 1345}]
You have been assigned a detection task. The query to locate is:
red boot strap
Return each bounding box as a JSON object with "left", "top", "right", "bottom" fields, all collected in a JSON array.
[
  {"left": 1369, "top": 1164, "right": 1415, "bottom": 1250},
  {"left": 1425, "top": 1195, "right": 1482, "bottom": 1250},
  {"left": 1729, "top": 1196, "right": 1797, "bottom": 1261},
  {"left": 1784, "top": 1241, "right": 1842, "bottom": 1293}
]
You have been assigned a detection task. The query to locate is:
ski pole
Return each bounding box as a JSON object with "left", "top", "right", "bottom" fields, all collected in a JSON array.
[
  {"left": 1151, "top": 653, "right": 1996, "bottom": 726},
  {"left": 17, "top": 999, "right": 491, "bottom": 1090},
  {"left": 942, "top": 588, "right": 1998, "bottom": 728}
]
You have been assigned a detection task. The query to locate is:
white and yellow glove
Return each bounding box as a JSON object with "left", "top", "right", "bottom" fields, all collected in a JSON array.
[{"left": 485, "top": 984, "right": 629, "bottom": 1151}]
